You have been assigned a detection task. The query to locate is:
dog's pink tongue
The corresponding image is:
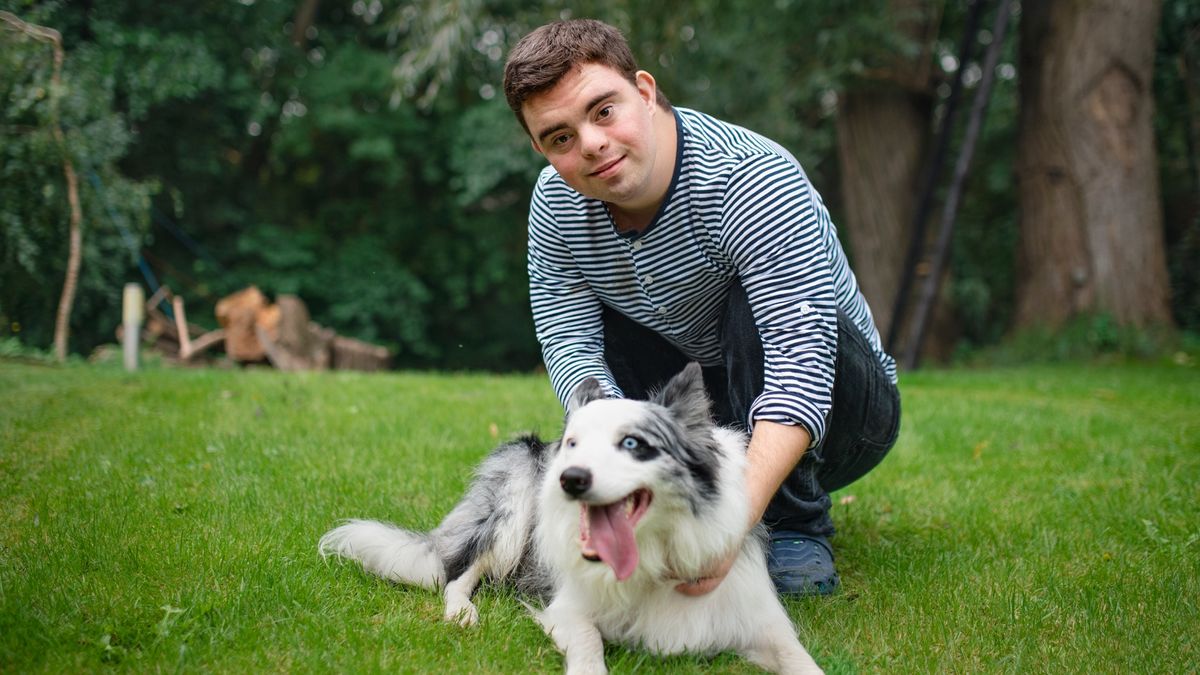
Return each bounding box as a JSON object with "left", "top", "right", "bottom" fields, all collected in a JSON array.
[{"left": 588, "top": 502, "right": 638, "bottom": 580}]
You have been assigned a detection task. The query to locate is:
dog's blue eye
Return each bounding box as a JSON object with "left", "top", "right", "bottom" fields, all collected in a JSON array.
[{"left": 621, "top": 437, "right": 639, "bottom": 449}]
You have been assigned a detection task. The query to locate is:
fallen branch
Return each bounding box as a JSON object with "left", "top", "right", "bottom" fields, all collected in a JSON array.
[{"left": 170, "top": 293, "right": 224, "bottom": 361}]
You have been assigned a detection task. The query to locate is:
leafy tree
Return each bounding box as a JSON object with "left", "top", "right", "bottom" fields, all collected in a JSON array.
[
  {"left": 1157, "top": 0, "right": 1200, "bottom": 333},
  {"left": 1, "top": 2, "right": 154, "bottom": 353},
  {"left": 1, "top": 0, "right": 1190, "bottom": 369}
]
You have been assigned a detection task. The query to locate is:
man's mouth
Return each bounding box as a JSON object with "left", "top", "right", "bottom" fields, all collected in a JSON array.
[
  {"left": 578, "top": 488, "right": 652, "bottom": 581},
  {"left": 590, "top": 156, "right": 624, "bottom": 179}
]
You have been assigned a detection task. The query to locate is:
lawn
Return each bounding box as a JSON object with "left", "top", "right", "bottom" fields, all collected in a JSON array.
[{"left": 1, "top": 359, "right": 1197, "bottom": 673}]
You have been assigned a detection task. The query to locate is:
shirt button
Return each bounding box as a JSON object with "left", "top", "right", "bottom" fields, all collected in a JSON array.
[
  {"left": 657, "top": 306, "right": 668, "bottom": 315},
  {"left": 644, "top": 275, "right": 654, "bottom": 286},
  {"left": 632, "top": 240, "right": 644, "bottom": 251}
]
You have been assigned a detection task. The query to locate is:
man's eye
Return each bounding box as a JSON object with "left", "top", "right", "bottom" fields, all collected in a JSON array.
[
  {"left": 597, "top": 105, "right": 613, "bottom": 119},
  {"left": 552, "top": 133, "right": 572, "bottom": 146}
]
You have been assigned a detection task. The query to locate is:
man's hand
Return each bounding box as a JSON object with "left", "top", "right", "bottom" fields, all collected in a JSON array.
[{"left": 673, "top": 549, "right": 737, "bottom": 596}]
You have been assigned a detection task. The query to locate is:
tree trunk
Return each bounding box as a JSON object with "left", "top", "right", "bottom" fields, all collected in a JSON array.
[
  {"left": 836, "top": 87, "right": 929, "bottom": 338},
  {"left": 291, "top": 0, "right": 320, "bottom": 47},
  {"left": 53, "top": 155, "right": 83, "bottom": 362},
  {"left": 1015, "top": 0, "right": 1172, "bottom": 329},
  {"left": 835, "top": 0, "right": 957, "bottom": 361}
]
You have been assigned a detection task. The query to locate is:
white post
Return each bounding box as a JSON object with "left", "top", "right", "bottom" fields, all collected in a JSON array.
[{"left": 122, "top": 283, "right": 144, "bottom": 371}]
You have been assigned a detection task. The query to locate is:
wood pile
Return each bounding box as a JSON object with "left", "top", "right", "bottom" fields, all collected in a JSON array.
[{"left": 121, "top": 285, "right": 392, "bottom": 371}]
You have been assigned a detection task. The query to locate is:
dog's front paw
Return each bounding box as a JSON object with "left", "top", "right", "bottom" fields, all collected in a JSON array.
[{"left": 444, "top": 598, "right": 479, "bottom": 627}]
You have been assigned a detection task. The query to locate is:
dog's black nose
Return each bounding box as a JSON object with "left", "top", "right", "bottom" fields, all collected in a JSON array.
[{"left": 559, "top": 466, "right": 592, "bottom": 497}]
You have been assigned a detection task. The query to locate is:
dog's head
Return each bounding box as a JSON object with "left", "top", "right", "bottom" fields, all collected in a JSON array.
[{"left": 545, "top": 363, "right": 725, "bottom": 581}]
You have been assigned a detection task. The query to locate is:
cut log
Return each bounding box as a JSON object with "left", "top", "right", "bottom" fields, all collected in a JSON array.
[
  {"left": 112, "top": 285, "right": 400, "bottom": 368},
  {"left": 275, "top": 295, "right": 330, "bottom": 368},
  {"left": 255, "top": 295, "right": 334, "bottom": 372},
  {"left": 332, "top": 335, "right": 392, "bottom": 371},
  {"left": 215, "top": 286, "right": 269, "bottom": 362}
]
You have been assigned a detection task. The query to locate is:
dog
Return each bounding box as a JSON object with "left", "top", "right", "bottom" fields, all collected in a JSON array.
[{"left": 318, "top": 363, "right": 823, "bottom": 674}]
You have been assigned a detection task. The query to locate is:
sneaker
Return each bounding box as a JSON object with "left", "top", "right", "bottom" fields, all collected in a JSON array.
[{"left": 766, "top": 531, "right": 840, "bottom": 596}]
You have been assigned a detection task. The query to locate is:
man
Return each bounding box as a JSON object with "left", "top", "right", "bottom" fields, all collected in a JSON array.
[{"left": 504, "top": 19, "right": 900, "bottom": 597}]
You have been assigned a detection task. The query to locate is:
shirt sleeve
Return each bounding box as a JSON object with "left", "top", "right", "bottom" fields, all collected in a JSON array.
[
  {"left": 719, "top": 154, "right": 838, "bottom": 447},
  {"left": 527, "top": 177, "right": 623, "bottom": 409}
]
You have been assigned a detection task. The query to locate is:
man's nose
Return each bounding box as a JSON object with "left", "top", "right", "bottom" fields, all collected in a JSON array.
[{"left": 578, "top": 124, "right": 607, "bottom": 157}]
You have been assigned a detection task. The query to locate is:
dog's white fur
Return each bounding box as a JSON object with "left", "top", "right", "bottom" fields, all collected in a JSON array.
[{"left": 320, "top": 364, "right": 822, "bottom": 673}]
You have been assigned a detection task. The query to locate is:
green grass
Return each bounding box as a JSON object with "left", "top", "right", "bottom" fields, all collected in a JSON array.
[{"left": 1, "top": 359, "right": 1197, "bottom": 673}]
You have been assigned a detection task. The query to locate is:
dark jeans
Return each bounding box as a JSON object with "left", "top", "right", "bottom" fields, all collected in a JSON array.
[{"left": 603, "top": 281, "right": 900, "bottom": 537}]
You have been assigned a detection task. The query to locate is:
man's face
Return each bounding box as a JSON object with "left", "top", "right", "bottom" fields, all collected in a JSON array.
[{"left": 522, "top": 63, "right": 664, "bottom": 212}]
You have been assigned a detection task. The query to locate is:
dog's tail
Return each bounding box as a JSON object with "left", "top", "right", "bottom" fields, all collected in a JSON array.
[
  {"left": 319, "top": 436, "right": 550, "bottom": 594},
  {"left": 319, "top": 519, "right": 445, "bottom": 590}
]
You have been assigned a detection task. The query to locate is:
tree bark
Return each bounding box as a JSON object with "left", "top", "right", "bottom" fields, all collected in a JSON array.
[
  {"left": 836, "top": 87, "right": 929, "bottom": 338},
  {"left": 1015, "top": 0, "right": 1172, "bottom": 329},
  {"left": 291, "top": 0, "right": 320, "bottom": 47},
  {"left": 835, "top": 0, "right": 957, "bottom": 361}
]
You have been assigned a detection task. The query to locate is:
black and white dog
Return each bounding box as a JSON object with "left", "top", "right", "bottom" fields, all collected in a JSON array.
[{"left": 319, "top": 363, "right": 822, "bottom": 674}]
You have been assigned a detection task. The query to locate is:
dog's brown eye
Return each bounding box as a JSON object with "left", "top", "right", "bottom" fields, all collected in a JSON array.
[{"left": 566, "top": 438, "right": 577, "bottom": 448}]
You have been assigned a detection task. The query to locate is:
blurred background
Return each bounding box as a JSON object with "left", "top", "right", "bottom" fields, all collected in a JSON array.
[{"left": 1, "top": 0, "right": 1197, "bottom": 371}]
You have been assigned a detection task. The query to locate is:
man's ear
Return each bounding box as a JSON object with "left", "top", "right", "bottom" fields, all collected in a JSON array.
[
  {"left": 567, "top": 377, "right": 606, "bottom": 416},
  {"left": 635, "top": 70, "right": 657, "bottom": 110}
]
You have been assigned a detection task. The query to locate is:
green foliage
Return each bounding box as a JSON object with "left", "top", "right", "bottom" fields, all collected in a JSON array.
[
  {"left": 89, "top": 22, "right": 226, "bottom": 120},
  {"left": 1156, "top": 0, "right": 1200, "bottom": 333},
  {"left": 945, "top": 2, "right": 1022, "bottom": 349},
  {"left": 0, "top": 8, "right": 155, "bottom": 352},
  {"left": 232, "top": 224, "right": 434, "bottom": 357},
  {"left": 0, "top": 336, "right": 56, "bottom": 362},
  {"left": 1168, "top": 212, "right": 1200, "bottom": 331},
  {"left": 1, "top": 1, "right": 1192, "bottom": 367},
  {"left": 956, "top": 313, "right": 1183, "bottom": 367},
  {"left": 449, "top": 99, "right": 543, "bottom": 207},
  {"left": 4, "top": 0, "right": 918, "bottom": 366}
]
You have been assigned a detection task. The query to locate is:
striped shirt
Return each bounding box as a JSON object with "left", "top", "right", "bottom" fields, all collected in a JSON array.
[{"left": 527, "top": 107, "right": 897, "bottom": 446}]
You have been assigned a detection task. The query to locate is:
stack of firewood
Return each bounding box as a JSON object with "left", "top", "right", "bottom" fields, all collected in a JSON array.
[{"left": 119, "top": 286, "right": 391, "bottom": 371}]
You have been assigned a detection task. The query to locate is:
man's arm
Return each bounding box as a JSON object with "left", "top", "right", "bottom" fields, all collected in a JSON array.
[
  {"left": 527, "top": 176, "right": 622, "bottom": 405},
  {"left": 675, "top": 420, "right": 810, "bottom": 596},
  {"left": 677, "top": 153, "right": 835, "bottom": 596},
  {"left": 744, "top": 421, "right": 811, "bottom": 528}
]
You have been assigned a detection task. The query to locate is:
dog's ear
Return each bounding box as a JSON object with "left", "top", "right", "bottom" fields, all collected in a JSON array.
[
  {"left": 654, "top": 362, "right": 712, "bottom": 428},
  {"left": 567, "top": 377, "right": 606, "bottom": 416}
]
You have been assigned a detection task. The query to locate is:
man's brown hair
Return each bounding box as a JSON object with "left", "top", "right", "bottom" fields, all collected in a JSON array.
[{"left": 503, "top": 19, "right": 671, "bottom": 136}]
